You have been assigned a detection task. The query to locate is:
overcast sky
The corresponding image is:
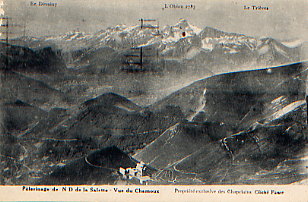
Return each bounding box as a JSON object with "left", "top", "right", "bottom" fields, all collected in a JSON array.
[{"left": 3, "top": 0, "right": 308, "bottom": 41}]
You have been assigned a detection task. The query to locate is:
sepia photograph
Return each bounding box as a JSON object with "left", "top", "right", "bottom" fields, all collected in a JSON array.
[{"left": 0, "top": 0, "right": 307, "bottom": 194}]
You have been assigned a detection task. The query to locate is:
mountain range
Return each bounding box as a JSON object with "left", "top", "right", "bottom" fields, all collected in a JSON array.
[
  {"left": 0, "top": 19, "right": 307, "bottom": 185},
  {"left": 9, "top": 19, "right": 305, "bottom": 74}
]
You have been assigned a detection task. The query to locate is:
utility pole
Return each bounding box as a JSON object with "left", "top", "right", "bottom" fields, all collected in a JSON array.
[
  {"left": 23, "top": 20, "right": 26, "bottom": 38},
  {"left": 140, "top": 46, "right": 143, "bottom": 68},
  {"left": 122, "top": 19, "right": 161, "bottom": 72},
  {"left": 0, "top": 16, "right": 21, "bottom": 69},
  {"left": 5, "top": 17, "right": 9, "bottom": 44},
  {"left": 140, "top": 18, "right": 143, "bottom": 29},
  {"left": 0, "top": 16, "right": 10, "bottom": 69},
  {"left": 0, "top": 16, "right": 21, "bottom": 44},
  {"left": 0, "top": 16, "right": 10, "bottom": 45},
  {"left": 139, "top": 18, "right": 159, "bottom": 30}
]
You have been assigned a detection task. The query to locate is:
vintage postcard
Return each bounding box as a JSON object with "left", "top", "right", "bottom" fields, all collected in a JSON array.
[{"left": 0, "top": 0, "right": 307, "bottom": 201}]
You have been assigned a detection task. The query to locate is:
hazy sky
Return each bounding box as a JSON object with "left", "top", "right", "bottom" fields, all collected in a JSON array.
[{"left": 3, "top": 0, "right": 308, "bottom": 41}]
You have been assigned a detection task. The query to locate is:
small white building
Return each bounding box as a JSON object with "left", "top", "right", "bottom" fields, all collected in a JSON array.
[{"left": 119, "top": 162, "right": 151, "bottom": 184}]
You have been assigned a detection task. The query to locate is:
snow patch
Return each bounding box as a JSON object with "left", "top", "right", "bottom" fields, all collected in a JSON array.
[
  {"left": 229, "top": 49, "right": 239, "bottom": 54},
  {"left": 185, "top": 47, "right": 200, "bottom": 59},
  {"left": 281, "top": 39, "right": 303, "bottom": 48},
  {"left": 258, "top": 45, "right": 270, "bottom": 55},
  {"left": 187, "top": 88, "right": 207, "bottom": 121},
  {"left": 270, "top": 100, "right": 305, "bottom": 121},
  {"left": 189, "top": 24, "right": 202, "bottom": 35},
  {"left": 201, "top": 39, "right": 214, "bottom": 50}
]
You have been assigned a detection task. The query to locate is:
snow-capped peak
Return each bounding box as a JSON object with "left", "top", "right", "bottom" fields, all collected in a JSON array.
[
  {"left": 174, "top": 18, "right": 190, "bottom": 28},
  {"left": 45, "top": 30, "right": 92, "bottom": 41},
  {"left": 172, "top": 18, "right": 201, "bottom": 35}
]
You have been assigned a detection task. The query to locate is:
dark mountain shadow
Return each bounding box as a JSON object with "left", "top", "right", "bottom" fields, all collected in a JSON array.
[
  {"left": 1, "top": 70, "right": 70, "bottom": 107},
  {"left": 36, "top": 146, "right": 136, "bottom": 185},
  {"left": 0, "top": 43, "right": 66, "bottom": 73}
]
